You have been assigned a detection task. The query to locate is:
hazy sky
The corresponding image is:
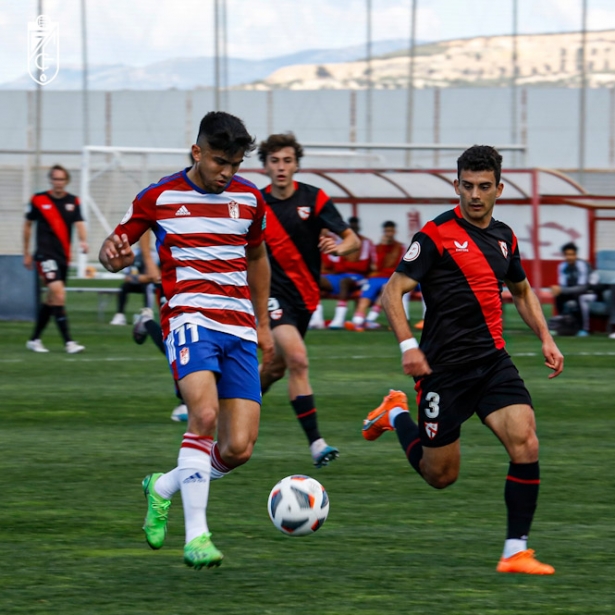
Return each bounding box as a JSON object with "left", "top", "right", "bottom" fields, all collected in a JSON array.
[{"left": 2, "top": 0, "right": 615, "bottom": 83}]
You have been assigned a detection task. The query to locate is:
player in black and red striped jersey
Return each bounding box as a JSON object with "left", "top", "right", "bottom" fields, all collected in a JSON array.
[
  {"left": 258, "top": 133, "right": 360, "bottom": 468},
  {"left": 362, "top": 145, "right": 564, "bottom": 575},
  {"left": 23, "top": 164, "right": 88, "bottom": 354}
]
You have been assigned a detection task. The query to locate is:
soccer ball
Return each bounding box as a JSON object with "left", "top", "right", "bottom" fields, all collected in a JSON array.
[{"left": 267, "top": 475, "right": 329, "bottom": 536}]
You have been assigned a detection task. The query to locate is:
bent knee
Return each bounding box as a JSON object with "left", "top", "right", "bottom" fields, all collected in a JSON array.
[
  {"left": 218, "top": 441, "right": 255, "bottom": 468},
  {"left": 510, "top": 432, "right": 539, "bottom": 463},
  {"left": 423, "top": 468, "right": 459, "bottom": 490},
  {"left": 285, "top": 352, "right": 309, "bottom": 374}
]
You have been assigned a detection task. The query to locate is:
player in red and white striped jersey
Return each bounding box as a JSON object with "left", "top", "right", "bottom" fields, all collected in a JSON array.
[{"left": 99, "top": 112, "right": 274, "bottom": 569}]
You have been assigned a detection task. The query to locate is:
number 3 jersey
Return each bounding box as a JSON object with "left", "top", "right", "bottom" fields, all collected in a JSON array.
[
  {"left": 397, "top": 205, "right": 527, "bottom": 369},
  {"left": 114, "top": 169, "right": 266, "bottom": 343}
]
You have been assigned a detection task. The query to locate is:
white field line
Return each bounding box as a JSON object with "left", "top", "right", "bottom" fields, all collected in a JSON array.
[{"left": 2, "top": 351, "right": 615, "bottom": 364}]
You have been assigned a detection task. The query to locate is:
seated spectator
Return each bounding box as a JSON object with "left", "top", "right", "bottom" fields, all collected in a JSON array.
[
  {"left": 346, "top": 220, "right": 406, "bottom": 331},
  {"left": 550, "top": 242, "right": 594, "bottom": 337},
  {"left": 322, "top": 216, "right": 375, "bottom": 329},
  {"left": 109, "top": 247, "right": 157, "bottom": 325}
]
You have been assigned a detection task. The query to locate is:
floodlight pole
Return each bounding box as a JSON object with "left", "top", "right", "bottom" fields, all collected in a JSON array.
[
  {"left": 511, "top": 0, "right": 518, "bottom": 167},
  {"left": 214, "top": 0, "right": 221, "bottom": 111},
  {"left": 405, "top": 0, "right": 417, "bottom": 167},
  {"left": 366, "top": 0, "right": 373, "bottom": 143},
  {"left": 34, "top": 0, "right": 44, "bottom": 191},
  {"left": 578, "top": 0, "right": 588, "bottom": 187}
]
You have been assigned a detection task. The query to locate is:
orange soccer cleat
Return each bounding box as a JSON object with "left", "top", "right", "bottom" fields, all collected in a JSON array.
[
  {"left": 413, "top": 320, "right": 424, "bottom": 331},
  {"left": 362, "top": 389, "right": 408, "bottom": 441},
  {"left": 496, "top": 549, "right": 555, "bottom": 575}
]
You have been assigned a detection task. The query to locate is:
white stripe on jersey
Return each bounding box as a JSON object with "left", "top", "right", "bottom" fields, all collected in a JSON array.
[
  {"left": 176, "top": 267, "right": 247, "bottom": 286},
  {"left": 168, "top": 312, "right": 257, "bottom": 344},
  {"left": 169, "top": 292, "right": 254, "bottom": 314},
  {"left": 156, "top": 190, "right": 258, "bottom": 208},
  {"left": 171, "top": 245, "right": 246, "bottom": 262},
  {"left": 159, "top": 216, "right": 252, "bottom": 236}
]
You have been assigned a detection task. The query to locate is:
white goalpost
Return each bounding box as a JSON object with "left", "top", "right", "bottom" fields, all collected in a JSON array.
[{"left": 78, "top": 145, "right": 193, "bottom": 278}]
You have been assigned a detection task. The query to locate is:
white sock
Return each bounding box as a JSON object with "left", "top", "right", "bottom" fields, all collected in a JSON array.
[
  {"left": 388, "top": 407, "right": 408, "bottom": 428},
  {"left": 366, "top": 308, "right": 380, "bottom": 322},
  {"left": 154, "top": 468, "right": 180, "bottom": 499},
  {"left": 503, "top": 538, "right": 527, "bottom": 558},
  {"left": 178, "top": 435, "right": 213, "bottom": 543},
  {"left": 309, "top": 304, "right": 324, "bottom": 326},
  {"left": 210, "top": 441, "right": 233, "bottom": 481},
  {"left": 402, "top": 293, "right": 411, "bottom": 319},
  {"left": 310, "top": 437, "right": 328, "bottom": 459},
  {"left": 352, "top": 314, "right": 365, "bottom": 326},
  {"left": 330, "top": 304, "right": 348, "bottom": 326}
]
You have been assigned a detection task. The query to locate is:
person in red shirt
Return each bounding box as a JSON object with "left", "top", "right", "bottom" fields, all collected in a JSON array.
[
  {"left": 99, "top": 111, "right": 274, "bottom": 570},
  {"left": 322, "top": 216, "right": 375, "bottom": 329},
  {"left": 347, "top": 220, "right": 405, "bottom": 331}
]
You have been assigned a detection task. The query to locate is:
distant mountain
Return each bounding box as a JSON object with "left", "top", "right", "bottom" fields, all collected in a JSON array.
[{"left": 0, "top": 39, "right": 410, "bottom": 90}]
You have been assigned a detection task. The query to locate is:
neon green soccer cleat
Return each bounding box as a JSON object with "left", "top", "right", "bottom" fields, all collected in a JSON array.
[
  {"left": 183, "top": 532, "right": 224, "bottom": 570},
  {"left": 142, "top": 473, "right": 171, "bottom": 550}
]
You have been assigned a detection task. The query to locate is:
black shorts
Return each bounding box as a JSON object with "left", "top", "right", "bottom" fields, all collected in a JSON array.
[
  {"left": 414, "top": 354, "right": 532, "bottom": 448},
  {"left": 268, "top": 296, "right": 312, "bottom": 338},
  {"left": 36, "top": 257, "right": 68, "bottom": 284}
]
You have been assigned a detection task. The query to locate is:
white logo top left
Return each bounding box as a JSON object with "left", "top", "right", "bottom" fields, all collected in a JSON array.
[{"left": 28, "top": 15, "right": 59, "bottom": 86}]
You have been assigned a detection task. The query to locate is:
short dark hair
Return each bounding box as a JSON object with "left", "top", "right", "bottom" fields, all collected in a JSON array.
[
  {"left": 457, "top": 145, "right": 503, "bottom": 185},
  {"left": 257, "top": 132, "right": 304, "bottom": 165},
  {"left": 196, "top": 111, "right": 256, "bottom": 157},
  {"left": 561, "top": 242, "right": 578, "bottom": 253},
  {"left": 348, "top": 216, "right": 360, "bottom": 225},
  {"left": 382, "top": 220, "right": 396, "bottom": 228},
  {"left": 48, "top": 164, "right": 70, "bottom": 182}
]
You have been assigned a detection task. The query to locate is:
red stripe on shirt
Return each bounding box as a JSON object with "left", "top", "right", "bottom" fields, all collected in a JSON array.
[
  {"left": 314, "top": 189, "right": 329, "bottom": 216},
  {"left": 438, "top": 219, "right": 505, "bottom": 350},
  {"left": 177, "top": 278, "right": 251, "bottom": 300},
  {"left": 32, "top": 194, "right": 72, "bottom": 262},
  {"left": 265, "top": 206, "right": 320, "bottom": 311},
  {"left": 170, "top": 233, "right": 248, "bottom": 247}
]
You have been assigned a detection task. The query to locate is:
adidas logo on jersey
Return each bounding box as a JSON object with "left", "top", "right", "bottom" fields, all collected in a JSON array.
[
  {"left": 183, "top": 472, "right": 206, "bottom": 483},
  {"left": 175, "top": 205, "right": 191, "bottom": 216}
]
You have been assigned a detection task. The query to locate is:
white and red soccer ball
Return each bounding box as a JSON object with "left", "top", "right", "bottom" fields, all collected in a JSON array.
[{"left": 267, "top": 475, "right": 329, "bottom": 536}]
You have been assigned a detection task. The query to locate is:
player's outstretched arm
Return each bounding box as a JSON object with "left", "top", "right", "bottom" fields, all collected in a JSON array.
[
  {"left": 99, "top": 233, "right": 135, "bottom": 273},
  {"left": 382, "top": 272, "right": 432, "bottom": 377},
  {"left": 319, "top": 228, "right": 360, "bottom": 257},
  {"left": 246, "top": 242, "right": 274, "bottom": 367},
  {"left": 506, "top": 277, "right": 564, "bottom": 378}
]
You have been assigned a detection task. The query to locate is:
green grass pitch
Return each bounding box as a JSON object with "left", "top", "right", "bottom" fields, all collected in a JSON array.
[{"left": 1, "top": 291, "right": 614, "bottom": 614}]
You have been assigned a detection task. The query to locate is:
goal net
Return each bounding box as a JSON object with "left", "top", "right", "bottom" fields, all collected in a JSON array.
[{"left": 79, "top": 146, "right": 194, "bottom": 277}]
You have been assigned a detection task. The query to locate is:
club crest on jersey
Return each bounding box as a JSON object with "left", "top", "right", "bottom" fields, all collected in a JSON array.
[
  {"left": 179, "top": 347, "right": 190, "bottom": 365},
  {"left": 403, "top": 241, "right": 421, "bottom": 262},
  {"left": 498, "top": 240, "right": 508, "bottom": 258},
  {"left": 228, "top": 200, "right": 240, "bottom": 219},
  {"left": 65, "top": 203, "right": 75, "bottom": 212},
  {"left": 454, "top": 240, "right": 469, "bottom": 252},
  {"left": 425, "top": 422, "right": 438, "bottom": 439},
  {"left": 297, "top": 206, "right": 311, "bottom": 220}
]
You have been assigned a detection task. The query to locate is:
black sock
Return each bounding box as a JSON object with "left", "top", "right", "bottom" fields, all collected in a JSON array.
[
  {"left": 145, "top": 320, "right": 165, "bottom": 354},
  {"left": 394, "top": 412, "right": 423, "bottom": 476},
  {"left": 52, "top": 306, "right": 71, "bottom": 343},
  {"left": 505, "top": 461, "right": 540, "bottom": 540},
  {"left": 291, "top": 395, "right": 321, "bottom": 444},
  {"left": 32, "top": 303, "right": 52, "bottom": 340}
]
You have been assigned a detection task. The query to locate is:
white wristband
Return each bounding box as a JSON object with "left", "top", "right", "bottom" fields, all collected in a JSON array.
[{"left": 399, "top": 338, "right": 419, "bottom": 353}]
